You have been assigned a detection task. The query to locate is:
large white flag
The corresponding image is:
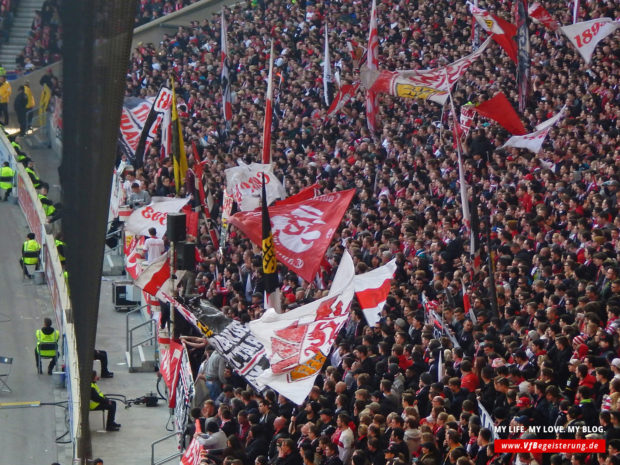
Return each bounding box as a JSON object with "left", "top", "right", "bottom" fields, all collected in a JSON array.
[
  {"left": 560, "top": 18, "right": 619, "bottom": 65},
  {"left": 501, "top": 105, "right": 567, "bottom": 154},
  {"left": 354, "top": 258, "right": 397, "bottom": 326},
  {"left": 225, "top": 160, "right": 286, "bottom": 211},
  {"left": 125, "top": 196, "right": 189, "bottom": 238},
  {"left": 133, "top": 251, "right": 186, "bottom": 299},
  {"left": 249, "top": 252, "right": 355, "bottom": 404}
]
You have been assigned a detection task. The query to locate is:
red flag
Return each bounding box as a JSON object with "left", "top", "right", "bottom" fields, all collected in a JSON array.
[
  {"left": 470, "top": 4, "right": 518, "bottom": 63},
  {"left": 326, "top": 83, "right": 360, "bottom": 119},
  {"left": 275, "top": 183, "right": 321, "bottom": 206},
  {"left": 474, "top": 93, "right": 527, "bottom": 135},
  {"left": 229, "top": 189, "right": 355, "bottom": 282},
  {"left": 528, "top": 2, "right": 559, "bottom": 31},
  {"left": 365, "top": 0, "right": 379, "bottom": 133},
  {"left": 160, "top": 339, "right": 183, "bottom": 408},
  {"left": 182, "top": 204, "right": 199, "bottom": 239},
  {"left": 262, "top": 42, "right": 274, "bottom": 164},
  {"left": 192, "top": 141, "right": 219, "bottom": 249},
  {"left": 125, "top": 235, "right": 145, "bottom": 280}
]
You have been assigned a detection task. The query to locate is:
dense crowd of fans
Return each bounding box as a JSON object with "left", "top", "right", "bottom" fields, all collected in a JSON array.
[
  {"left": 135, "top": 0, "right": 201, "bottom": 27},
  {"left": 117, "top": 0, "right": 620, "bottom": 465},
  {"left": 15, "top": 0, "right": 60, "bottom": 72}
]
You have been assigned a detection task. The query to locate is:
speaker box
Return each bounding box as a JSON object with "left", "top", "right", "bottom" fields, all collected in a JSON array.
[
  {"left": 167, "top": 212, "right": 186, "bottom": 242},
  {"left": 175, "top": 242, "right": 195, "bottom": 271}
]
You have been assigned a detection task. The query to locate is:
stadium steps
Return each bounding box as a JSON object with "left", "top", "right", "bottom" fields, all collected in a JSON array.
[{"left": 0, "top": 0, "right": 46, "bottom": 72}]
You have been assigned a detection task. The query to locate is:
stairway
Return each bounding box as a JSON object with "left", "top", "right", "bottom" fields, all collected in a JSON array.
[{"left": 0, "top": 0, "right": 46, "bottom": 72}]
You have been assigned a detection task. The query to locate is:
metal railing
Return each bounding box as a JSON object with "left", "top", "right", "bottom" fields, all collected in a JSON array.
[
  {"left": 126, "top": 305, "right": 156, "bottom": 372},
  {"left": 151, "top": 432, "right": 182, "bottom": 465}
]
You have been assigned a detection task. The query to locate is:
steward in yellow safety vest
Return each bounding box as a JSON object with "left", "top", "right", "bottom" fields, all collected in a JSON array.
[
  {"left": 38, "top": 185, "right": 56, "bottom": 217},
  {"left": 35, "top": 317, "right": 59, "bottom": 374},
  {"left": 55, "top": 232, "right": 66, "bottom": 263},
  {"left": 20, "top": 232, "right": 40, "bottom": 278},
  {"left": 25, "top": 160, "right": 41, "bottom": 188},
  {"left": 90, "top": 370, "right": 120, "bottom": 431},
  {"left": 0, "top": 161, "right": 14, "bottom": 200}
]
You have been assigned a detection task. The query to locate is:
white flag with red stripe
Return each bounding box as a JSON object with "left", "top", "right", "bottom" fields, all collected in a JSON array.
[
  {"left": 501, "top": 105, "right": 567, "bottom": 154},
  {"left": 134, "top": 252, "right": 184, "bottom": 299},
  {"left": 354, "top": 259, "right": 397, "bottom": 326}
]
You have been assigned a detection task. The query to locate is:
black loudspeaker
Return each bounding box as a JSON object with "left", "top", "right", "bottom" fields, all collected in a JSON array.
[
  {"left": 167, "top": 212, "right": 186, "bottom": 242},
  {"left": 175, "top": 242, "right": 195, "bottom": 271}
]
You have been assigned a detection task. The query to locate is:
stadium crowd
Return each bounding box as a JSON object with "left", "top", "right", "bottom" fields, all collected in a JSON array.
[
  {"left": 118, "top": 0, "right": 620, "bottom": 465},
  {"left": 15, "top": 0, "right": 60, "bottom": 72}
]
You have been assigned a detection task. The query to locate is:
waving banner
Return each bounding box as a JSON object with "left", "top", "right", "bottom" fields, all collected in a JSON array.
[
  {"left": 362, "top": 37, "right": 491, "bottom": 105},
  {"left": 249, "top": 252, "right": 355, "bottom": 404},
  {"left": 528, "top": 2, "right": 559, "bottom": 31},
  {"left": 515, "top": 0, "right": 530, "bottom": 112},
  {"left": 133, "top": 86, "right": 173, "bottom": 168},
  {"left": 229, "top": 189, "right": 355, "bottom": 282},
  {"left": 225, "top": 160, "right": 286, "bottom": 211},
  {"left": 354, "top": 259, "right": 397, "bottom": 326},
  {"left": 560, "top": 18, "right": 619, "bottom": 65},
  {"left": 469, "top": 3, "right": 518, "bottom": 62},
  {"left": 125, "top": 197, "right": 189, "bottom": 238},
  {"left": 118, "top": 96, "right": 153, "bottom": 162},
  {"left": 501, "top": 105, "right": 567, "bottom": 153},
  {"left": 474, "top": 93, "right": 527, "bottom": 135},
  {"left": 326, "top": 83, "right": 360, "bottom": 118}
]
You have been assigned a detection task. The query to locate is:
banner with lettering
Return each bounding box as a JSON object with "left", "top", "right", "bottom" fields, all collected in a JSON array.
[
  {"left": 249, "top": 252, "right": 355, "bottom": 404},
  {"left": 361, "top": 37, "right": 491, "bottom": 105},
  {"left": 225, "top": 160, "right": 286, "bottom": 212},
  {"left": 124, "top": 197, "right": 189, "bottom": 238},
  {"left": 173, "top": 344, "right": 194, "bottom": 438},
  {"left": 118, "top": 96, "right": 153, "bottom": 162},
  {"left": 560, "top": 18, "right": 619, "bottom": 64}
]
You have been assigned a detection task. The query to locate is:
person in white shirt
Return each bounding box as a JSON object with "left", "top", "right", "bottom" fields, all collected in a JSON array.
[
  {"left": 195, "top": 420, "right": 228, "bottom": 450},
  {"left": 143, "top": 227, "right": 166, "bottom": 264}
]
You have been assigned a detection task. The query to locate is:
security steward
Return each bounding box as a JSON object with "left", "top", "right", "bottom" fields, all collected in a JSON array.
[
  {"left": 38, "top": 184, "right": 56, "bottom": 217},
  {"left": 91, "top": 370, "right": 121, "bottom": 431},
  {"left": 55, "top": 232, "right": 66, "bottom": 264},
  {"left": 35, "top": 317, "right": 59, "bottom": 374},
  {"left": 25, "top": 160, "right": 41, "bottom": 189},
  {"left": 0, "top": 161, "right": 14, "bottom": 201},
  {"left": 20, "top": 232, "right": 40, "bottom": 278}
]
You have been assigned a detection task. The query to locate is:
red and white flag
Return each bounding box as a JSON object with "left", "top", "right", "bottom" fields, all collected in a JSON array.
[
  {"left": 501, "top": 105, "right": 567, "bottom": 153},
  {"left": 459, "top": 105, "right": 476, "bottom": 139},
  {"left": 560, "top": 18, "right": 619, "bottom": 65},
  {"left": 134, "top": 253, "right": 171, "bottom": 298},
  {"left": 181, "top": 417, "right": 203, "bottom": 465},
  {"left": 365, "top": 0, "right": 379, "bottom": 134},
  {"left": 474, "top": 93, "right": 527, "bottom": 135},
  {"left": 528, "top": 2, "right": 559, "bottom": 31},
  {"left": 125, "top": 197, "right": 189, "bottom": 238},
  {"left": 469, "top": 3, "right": 518, "bottom": 63},
  {"left": 225, "top": 160, "right": 286, "bottom": 211},
  {"left": 229, "top": 189, "right": 355, "bottom": 283},
  {"left": 125, "top": 235, "right": 145, "bottom": 280},
  {"left": 326, "top": 83, "right": 360, "bottom": 119},
  {"left": 354, "top": 258, "right": 397, "bottom": 326},
  {"left": 221, "top": 9, "right": 233, "bottom": 126},
  {"left": 249, "top": 252, "right": 355, "bottom": 404},
  {"left": 362, "top": 37, "right": 491, "bottom": 106},
  {"left": 262, "top": 42, "right": 274, "bottom": 164},
  {"left": 160, "top": 339, "right": 183, "bottom": 407}
]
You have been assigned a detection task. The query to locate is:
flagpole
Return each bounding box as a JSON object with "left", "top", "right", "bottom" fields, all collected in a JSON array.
[{"left": 262, "top": 41, "right": 274, "bottom": 165}]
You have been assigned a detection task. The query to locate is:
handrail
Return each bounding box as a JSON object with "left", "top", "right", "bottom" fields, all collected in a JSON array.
[
  {"left": 126, "top": 305, "right": 156, "bottom": 372},
  {"left": 125, "top": 305, "right": 149, "bottom": 351},
  {"left": 151, "top": 432, "right": 182, "bottom": 465}
]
